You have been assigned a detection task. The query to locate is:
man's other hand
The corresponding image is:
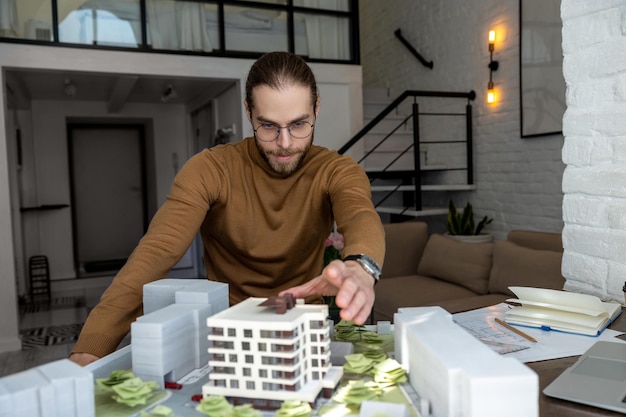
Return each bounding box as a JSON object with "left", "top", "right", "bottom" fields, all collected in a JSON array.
[{"left": 69, "top": 352, "right": 99, "bottom": 366}]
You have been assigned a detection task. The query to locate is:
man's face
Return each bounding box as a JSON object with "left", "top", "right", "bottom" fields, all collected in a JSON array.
[{"left": 246, "top": 84, "right": 317, "bottom": 177}]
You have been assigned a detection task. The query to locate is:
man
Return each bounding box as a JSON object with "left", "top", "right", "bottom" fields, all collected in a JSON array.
[{"left": 69, "top": 51, "right": 385, "bottom": 366}]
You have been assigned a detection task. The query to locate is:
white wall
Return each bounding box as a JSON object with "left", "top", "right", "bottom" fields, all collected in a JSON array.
[
  {"left": 561, "top": 0, "right": 626, "bottom": 303},
  {"left": 0, "top": 72, "right": 21, "bottom": 352},
  {"left": 0, "top": 43, "right": 362, "bottom": 353},
  {"left": 359, "top": 0, "right": 565, "bottom": 238}
]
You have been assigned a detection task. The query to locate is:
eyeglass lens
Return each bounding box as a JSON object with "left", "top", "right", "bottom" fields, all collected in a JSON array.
[{"left": 255, "top": 121, "right": 313, "bottom": 142}]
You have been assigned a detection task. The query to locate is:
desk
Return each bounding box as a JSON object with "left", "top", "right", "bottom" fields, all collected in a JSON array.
[{"left": 528, "top": 308, "right": 626, "bottom": 417}]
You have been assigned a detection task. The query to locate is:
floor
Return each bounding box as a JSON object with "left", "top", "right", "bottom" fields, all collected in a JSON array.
[{"left": 0, "top": 288, "right": 103, "bottom": 377}]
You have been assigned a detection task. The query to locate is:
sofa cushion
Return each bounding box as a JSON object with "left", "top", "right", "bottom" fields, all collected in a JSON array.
[
  {"left": 374, "top": 274, "right": 478, "bottom": 322},
  {"left": 488, "top": 240, "right": 565, "bottom": 296},
  {"left": 417, "top": 234, "right": 494, "bottom": 294},
  {"left": 382, "top": 222, "right": 428, "bottom": 279},
  {"left": 507, "top": 230, "right": 562, "bottom": 252}
]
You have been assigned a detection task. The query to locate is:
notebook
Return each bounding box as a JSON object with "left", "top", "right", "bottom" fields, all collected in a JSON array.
[{"left": 544, "top": 341, "right": 626, "bottom": 413}]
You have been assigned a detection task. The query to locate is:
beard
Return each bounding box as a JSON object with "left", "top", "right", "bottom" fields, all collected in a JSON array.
[{"left": 255, "top": 139, "right": 312, "bottom": 177}]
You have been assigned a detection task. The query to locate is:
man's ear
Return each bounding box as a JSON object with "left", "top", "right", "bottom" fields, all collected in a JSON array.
[
  {"left": 314, "top": 96, "right": 320, "bottom": 117},
  {"left": 244, "top": 99, "right": 251, "bottom": 120}
]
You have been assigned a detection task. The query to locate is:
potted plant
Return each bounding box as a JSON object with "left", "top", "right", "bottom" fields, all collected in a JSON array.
[{"left": 446, "top": 200, "right": 493, "bottom": 243}]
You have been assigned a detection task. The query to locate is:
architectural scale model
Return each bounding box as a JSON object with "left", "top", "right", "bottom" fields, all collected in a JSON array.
[
  {"left": 202, "top": 296, "right": 344, "bottom": 409},
  {"left": 394, "top": 306, "right": 539, "bottom": 417},
  {"left": 0, "top": 278, "right": 542, "bottom": 417},
  {"left": 0, "top": 358, "right": 94, "bottom": 417}
]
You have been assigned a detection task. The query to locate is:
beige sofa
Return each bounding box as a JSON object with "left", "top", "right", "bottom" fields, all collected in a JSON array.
[{"left": 373, "top": 221, "right": 564, "bottom": 322}]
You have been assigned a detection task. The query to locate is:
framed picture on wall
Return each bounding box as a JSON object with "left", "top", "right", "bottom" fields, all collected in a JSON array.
[{"left": 519, "top": 0, "right": 566, "bottom": 138}]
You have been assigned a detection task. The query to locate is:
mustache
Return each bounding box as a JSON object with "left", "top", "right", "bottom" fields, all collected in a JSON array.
[{"left": 265, "top": 149, "right": 303, "bottom": 157}]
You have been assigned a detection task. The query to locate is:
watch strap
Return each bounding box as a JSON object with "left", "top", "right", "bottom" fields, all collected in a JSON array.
[{"left": 343, "top": 254, "right": 381, "bottom": 284}]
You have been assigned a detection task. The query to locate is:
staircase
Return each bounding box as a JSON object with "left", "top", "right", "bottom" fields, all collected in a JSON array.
[{"left": 339, "top": 88, "right": 476, "bottom": 222}]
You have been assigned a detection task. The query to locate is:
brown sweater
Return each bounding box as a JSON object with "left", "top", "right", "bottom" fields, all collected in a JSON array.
[{"left": 72, "top": 137, "right": 385, "bottom": 358}]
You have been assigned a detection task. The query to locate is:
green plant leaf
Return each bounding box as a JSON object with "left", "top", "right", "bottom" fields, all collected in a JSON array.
[{"left": 446, "top": 200, "right": 493, "bottom": 235}]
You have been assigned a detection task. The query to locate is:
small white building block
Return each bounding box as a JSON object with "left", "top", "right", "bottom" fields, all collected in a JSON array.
[
  {"left": 376, "top": 320, "right": 391, "bottom": 335},
  {"left": 394, "top": 307, "right": 538, "bottom": 417},
  {"left": 143, "top": 278, "right": 228, "bottom": 315},
  {"left": 330, "top": 341, "right": 354, "bottom": 366},
  {"left": 359, "top": 400, "right": 408, "bottom": 417},
  {"left": 132, "top": 303, "right": 213, "bottom": 387},
  {"left": 0, "top": 384, "right": 10, "bottom": 417},
  {"left": 0, "top": 368, "right": 50, "bottom": 416},
  {"left": 0, "top": 359, "right": 94, "bottom": 417},
  {"left": 202, "top": 297, "right": 343, "bottom": 407},
  {"left": 175, "top": 280, "right": 228, "bottom": 314},
  {"left": 143, "top": 279, "right": 192, "bottom": 314},
  {"left": 37, "top": 359, "right": 95, "bottom": 417}
]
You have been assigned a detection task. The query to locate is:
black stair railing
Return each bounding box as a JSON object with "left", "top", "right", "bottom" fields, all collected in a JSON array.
[{"left": 338, "top": 90, "right": 476, "bottom": 213}]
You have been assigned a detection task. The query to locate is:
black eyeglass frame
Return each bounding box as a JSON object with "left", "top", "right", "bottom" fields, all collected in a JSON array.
[{"left": 252, "top": 120, "right": 315, "bottom": 143}]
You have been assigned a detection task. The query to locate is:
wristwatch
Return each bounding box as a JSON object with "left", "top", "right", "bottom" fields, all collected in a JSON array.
[{"left": 343, "top": 254, "right": 381, "bottom": 284}]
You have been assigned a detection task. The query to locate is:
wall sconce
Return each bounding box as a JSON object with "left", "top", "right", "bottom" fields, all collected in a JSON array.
[
  {"left": 63, "top": 78, "right": 76, "bottom": 97},
  {"left": 161, "top": 84, "right": 177, "bottom": 103},
  {"left": 487, "top": 30, "right": 499, "bottom": 103}
]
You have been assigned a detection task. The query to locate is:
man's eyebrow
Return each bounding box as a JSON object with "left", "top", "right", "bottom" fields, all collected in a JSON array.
[{"left": 255, "top": 114, "right": 311, "bottom": 125}]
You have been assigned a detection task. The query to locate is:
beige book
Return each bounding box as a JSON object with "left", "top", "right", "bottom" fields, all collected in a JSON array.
[{"left": 504, "top": 286, "right": 622, "bottom": 337}]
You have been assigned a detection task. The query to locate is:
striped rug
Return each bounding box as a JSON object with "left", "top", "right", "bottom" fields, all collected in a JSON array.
[{"left": 20, "top": 322, "right": 84, "bottom": 350}]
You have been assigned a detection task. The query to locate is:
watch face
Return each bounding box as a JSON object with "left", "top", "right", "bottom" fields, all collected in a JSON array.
[
  {"left": 344, "top": 254, "right": 381, "bottom": 280},
  {"left": 358, "top": 255, "right": 381, "bottom": 279}
]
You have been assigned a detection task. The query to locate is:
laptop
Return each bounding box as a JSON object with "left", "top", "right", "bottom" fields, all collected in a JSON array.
[{"left": 544, "top": 341, "right": 626, "bottom": 413}]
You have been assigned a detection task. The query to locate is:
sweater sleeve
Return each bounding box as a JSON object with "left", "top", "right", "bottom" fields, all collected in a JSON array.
[
  {"left": 71, "top": 153, "right": 218, "bottom": 358},
  {"left": 328, "top": 158, "right": 385, "bottom": 267}
]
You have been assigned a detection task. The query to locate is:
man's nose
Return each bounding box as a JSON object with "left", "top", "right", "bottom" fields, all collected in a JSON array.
[{"left": 276, "top": 126, "right": 293, "bottom": 148}]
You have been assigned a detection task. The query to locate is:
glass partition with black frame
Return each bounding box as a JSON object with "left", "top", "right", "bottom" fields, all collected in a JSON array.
[
  {"left": 0, "top": 0, "right": 359, "bottom": 64},
  {"left": 519, "top": 0, "right": 566, "bottom": 138}
]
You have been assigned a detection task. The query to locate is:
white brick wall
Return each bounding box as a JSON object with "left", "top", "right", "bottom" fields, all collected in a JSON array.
[
  {"left": 561, "top": 0, "right": 626, "bottom": 302},
  {"left": 359, "top": 0, "right": 564, "bottom": 239}
]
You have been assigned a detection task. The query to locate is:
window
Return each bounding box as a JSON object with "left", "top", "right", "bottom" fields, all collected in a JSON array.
[
  {"left": 210, "top": 327, "right": 224, "bottom": 336},
  {"left": 245, "top": 355, "right": 254, "bottom": 364},
  {"left": 229, "top": 354, "right": 238, "bottom": 363},
  {"left": 246, "top": 381, "right": 255, "bottom": 390},
  {"left": 211, "top": 340, "right": 235, "bottom": 349},
  {"left": 243, "top": 368, "right": 251, "bottom": 377},
  {"left": 213, "top": 366, "right": 236, "bottom": 375},
  {"left": 230, "top": 380, "right": 239, "bottom": 389},
  {"left": 228, "top": 328, "right": 236, "bottom": 337},
  {"left": 58, "top": 0, "right": 140, "bottom": 47},
  {"left": 2, "top": 0, "right": 360, "bottom": 64},
  {"left": 242, "top": 341, "right": 250, "bottom": 351},
  {"left": 259, "top": 369, "right": 268, "bottom": 378},
  {"left": 244, "top": 329, "right": 253, "bottom": 338}
]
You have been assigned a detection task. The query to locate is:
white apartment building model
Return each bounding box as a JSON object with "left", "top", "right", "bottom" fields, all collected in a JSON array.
[{"left": 202, "top": 295, "right": 344, "bottom": 409}]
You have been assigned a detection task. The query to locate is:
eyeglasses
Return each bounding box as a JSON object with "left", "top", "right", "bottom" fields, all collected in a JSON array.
[{"left": 253, "top": 120, "right": 314, "bottom": 142}]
